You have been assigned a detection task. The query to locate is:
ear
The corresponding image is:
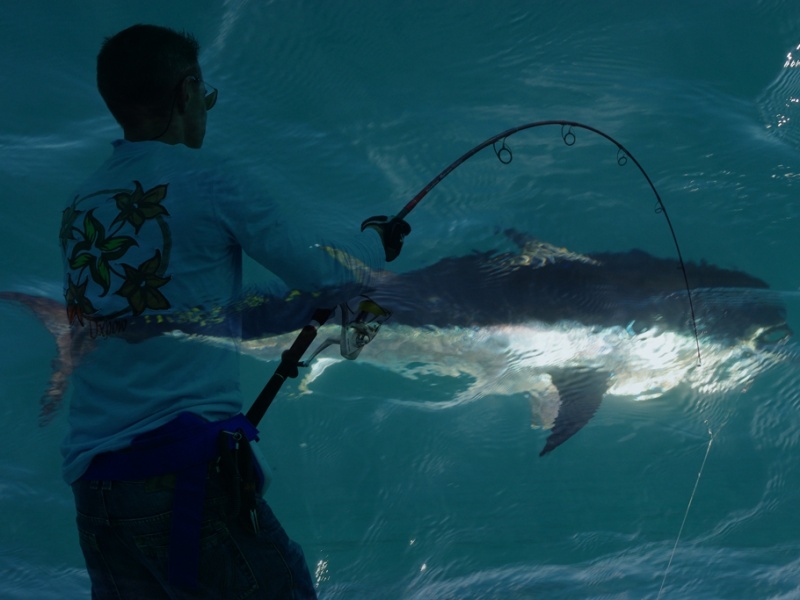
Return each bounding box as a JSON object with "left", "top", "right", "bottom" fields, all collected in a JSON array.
[{"left": 176, "top": 77, "right": 191, "bottom": 113}]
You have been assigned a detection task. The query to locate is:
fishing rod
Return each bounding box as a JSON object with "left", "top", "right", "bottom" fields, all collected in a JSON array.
[
  {"left": 246, "top": 306, "right": 332, "bottom": 426},
  {"left": 249, "top": 120, "right": 701, "bottom": 426},
  {"left": 246, "top": 299, "right": 390, "bottom": 426},
  {"left": 363, "top": 119, "right": 701, "bottom": 364}
]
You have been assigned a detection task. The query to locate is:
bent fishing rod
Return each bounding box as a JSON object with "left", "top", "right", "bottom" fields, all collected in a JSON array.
[
  {"left": 248, "top": 120, "right": 701, "bottom": 427},
  {"left": 363, "top": 119, "right": 701, "bottom": 361}
]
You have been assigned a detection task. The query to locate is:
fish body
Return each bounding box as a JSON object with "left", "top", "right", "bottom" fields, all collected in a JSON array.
[
  {"left": 2, "top": 237, "right": 792, "bottom": 453},
  {"left": 236, "top": 239, "right": 792, "bottom": 454}
]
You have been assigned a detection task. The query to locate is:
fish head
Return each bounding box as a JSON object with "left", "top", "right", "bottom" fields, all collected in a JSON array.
[{"left": 691, "top": 288, "right": 792, "bottom": 348}]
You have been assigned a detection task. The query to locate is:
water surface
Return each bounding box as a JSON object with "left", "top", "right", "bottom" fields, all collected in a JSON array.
[{"left": 2, "top": 2, "right": 800, "bottom": 598}]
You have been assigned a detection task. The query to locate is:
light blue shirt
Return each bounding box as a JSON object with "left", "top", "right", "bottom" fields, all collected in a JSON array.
[{"left": 60, "top": 140, "right": 383, "bottom": 483}]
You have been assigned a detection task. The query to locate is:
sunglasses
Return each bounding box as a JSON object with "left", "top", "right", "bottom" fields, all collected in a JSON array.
[
  {"left": 150, "top": 75, "right": 218, "bottom": 140},
  {"left": 188, "top": 76, "right": 218, "bottom": 111}
]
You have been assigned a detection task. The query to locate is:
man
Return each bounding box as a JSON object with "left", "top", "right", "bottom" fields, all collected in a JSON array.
[{"left": 61, "top": 24, "right": 406, "bottom": 598}]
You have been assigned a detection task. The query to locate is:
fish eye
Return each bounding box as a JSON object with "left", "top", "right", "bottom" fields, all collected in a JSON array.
[{"left": 754, "top": 324, "right": 793, "bottom": 345}]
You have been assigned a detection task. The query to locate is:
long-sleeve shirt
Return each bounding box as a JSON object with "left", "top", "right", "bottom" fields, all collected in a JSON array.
[{"left": 59, "top": 139, "right": 383, "bottom": 483}]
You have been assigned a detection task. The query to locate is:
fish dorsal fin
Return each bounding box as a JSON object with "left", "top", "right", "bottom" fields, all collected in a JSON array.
[
  {"left": 501, "top": 229, "right": 599, "bottom": 268},
  {"left": 540, "top": 367, "right": 610, "bottom": 456},
  {"left": 517, "top": 239, "right": 599, "bottom": 267}
]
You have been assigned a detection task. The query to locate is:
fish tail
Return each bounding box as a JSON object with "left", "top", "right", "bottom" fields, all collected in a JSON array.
[{"left": 0, "top": 292, "right": 71, "bottom": 424}]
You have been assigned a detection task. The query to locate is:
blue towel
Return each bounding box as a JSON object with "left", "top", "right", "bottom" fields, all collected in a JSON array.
[{"left": 82, "top": 412, "right": 260, "bottom": 589}]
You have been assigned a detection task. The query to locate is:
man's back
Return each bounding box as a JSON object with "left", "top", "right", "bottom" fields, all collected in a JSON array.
[{"left": 60, "top": 139, "right": 247, "bottom": 484}]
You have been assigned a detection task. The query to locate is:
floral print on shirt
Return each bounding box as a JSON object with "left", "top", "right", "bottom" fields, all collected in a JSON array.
[{"left": 60, "top": 180, "right": 173, "bottom": 325}]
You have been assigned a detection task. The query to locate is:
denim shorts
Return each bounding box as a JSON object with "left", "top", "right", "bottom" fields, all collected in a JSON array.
[{"left": 72, "top": 467, "right": 317, "bottom": 599}]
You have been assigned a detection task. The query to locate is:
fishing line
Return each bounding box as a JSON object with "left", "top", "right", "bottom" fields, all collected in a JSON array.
[
  {"left": 384, "top": 120, "right": 702, "bottom": 364},
  {"left": 656, "top": 420, "right": 717, "bottom": 599}
]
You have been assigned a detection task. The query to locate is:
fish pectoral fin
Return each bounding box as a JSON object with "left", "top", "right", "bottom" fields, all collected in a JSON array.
[
  {"left": 540, "top": 367, "right": 611, "bottom": 456},
  {"left": 298, "top": 356, "right": 341, "bottom": 394}
]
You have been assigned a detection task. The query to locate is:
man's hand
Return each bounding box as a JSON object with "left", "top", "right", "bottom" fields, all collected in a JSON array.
[{"left": 361, "top": 215, "right": 411, "bottom": 262}]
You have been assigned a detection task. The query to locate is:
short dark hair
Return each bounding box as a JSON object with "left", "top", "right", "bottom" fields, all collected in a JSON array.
[{"left": 97, "top": 24, "right": 200, "bottom": 130}]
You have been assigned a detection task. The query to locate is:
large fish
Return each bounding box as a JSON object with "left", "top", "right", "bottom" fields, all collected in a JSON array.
[{"left": 1, "top": 234, "right": 792, "bottom": 454}]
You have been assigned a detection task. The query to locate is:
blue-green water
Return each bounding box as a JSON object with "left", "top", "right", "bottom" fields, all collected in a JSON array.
[{"left": 2, "top": 2, "right": 800, "bottom": 598}]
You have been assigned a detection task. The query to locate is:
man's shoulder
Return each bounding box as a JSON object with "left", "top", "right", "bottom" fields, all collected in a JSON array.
[
  {"left": 108, "top": 139, "right": 227, "bottom": 167},
  {"left": 66, "top": 140, "right": 266, "bottom": 215}
]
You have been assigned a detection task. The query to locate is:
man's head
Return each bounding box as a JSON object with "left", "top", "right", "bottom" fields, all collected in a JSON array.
[{"left": 97, "top": 24, "right": 216, "bottom": 148}]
